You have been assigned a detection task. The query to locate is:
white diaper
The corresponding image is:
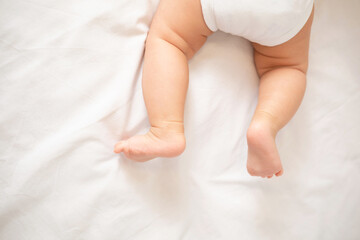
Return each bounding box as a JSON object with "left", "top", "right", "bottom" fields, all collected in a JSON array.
[{"left": 200, "top": 0, "right": 314, "bottom": 46}]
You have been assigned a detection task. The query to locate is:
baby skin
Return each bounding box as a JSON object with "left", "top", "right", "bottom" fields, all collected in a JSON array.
[{"left": 114, "top": 0, "right": 314, "bottom": 178}]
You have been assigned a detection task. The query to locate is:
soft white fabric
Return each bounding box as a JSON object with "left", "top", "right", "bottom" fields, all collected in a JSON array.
[
  {"left": 201, "top": 0, "right": 314, "bottom": 46},
  {"left": 0, "top": 0, "right": 360, "bottom": 239}
]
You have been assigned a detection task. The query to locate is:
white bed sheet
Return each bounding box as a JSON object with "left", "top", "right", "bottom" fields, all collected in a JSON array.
[{"left": 1, "top": 0, "right": 359, "bottom": 239}]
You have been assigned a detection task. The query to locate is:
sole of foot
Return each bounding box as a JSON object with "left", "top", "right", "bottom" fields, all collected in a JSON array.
[{"left": 246, "top": 122, "right": 283, "bottom": 178}]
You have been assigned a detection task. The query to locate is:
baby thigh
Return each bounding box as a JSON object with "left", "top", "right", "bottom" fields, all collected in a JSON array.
[{"left": 148, "top": 0, "right": 212, "bottom": 59}]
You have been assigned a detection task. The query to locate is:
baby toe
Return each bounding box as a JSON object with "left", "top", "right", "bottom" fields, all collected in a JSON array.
[
  {"left": 275, "top": 169, "right": 284, "bottom": 177},
  {"left": 114, "top": 141, "right": 126, "bottom": 153}
]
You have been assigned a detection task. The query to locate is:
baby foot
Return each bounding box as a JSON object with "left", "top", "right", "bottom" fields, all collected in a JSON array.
[
  {"left": 114, "top": 127, "right": 186, "bottom": 162},
  {"left": 246, "top": 122, "right": 284, "bottom": 178}
]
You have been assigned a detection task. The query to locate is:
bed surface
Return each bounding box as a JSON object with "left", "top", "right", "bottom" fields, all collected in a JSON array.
[{"left": 1, "top": 0, "right": 359, "bottom": 239}]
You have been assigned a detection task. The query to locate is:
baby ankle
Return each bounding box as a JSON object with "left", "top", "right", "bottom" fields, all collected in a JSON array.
[
  {"left": 148, "top": 126, "right": 186, "bottom": 157},
  {"left": 247, "top": 121, "right": 277, "bottom": 145},
  {"left": 150, "top": 120, "right": 185, "bottom": 134}
]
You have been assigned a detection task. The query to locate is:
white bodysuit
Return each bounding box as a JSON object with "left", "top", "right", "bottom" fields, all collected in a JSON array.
[{"left": 200, "top": 0, "right": 314, "bottom": 46}]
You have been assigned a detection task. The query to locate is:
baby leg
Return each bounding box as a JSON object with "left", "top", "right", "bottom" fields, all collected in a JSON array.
[
  {"left": 247, "top": 9, "right": 314, "bottom": 178},
  {"left": 114, "top": 0, "right": 212, "bottom": 161}
]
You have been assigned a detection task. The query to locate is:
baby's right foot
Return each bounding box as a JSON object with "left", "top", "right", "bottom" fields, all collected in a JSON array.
[
  {"left": 114, "top": 125, "right": 186, "bottom": 162},
  {"left": 246, "top": 121, "right": 284, "bottom": 178}
]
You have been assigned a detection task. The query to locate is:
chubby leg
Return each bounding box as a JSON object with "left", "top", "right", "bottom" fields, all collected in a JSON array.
[
  {"left": 114, "top": 0, "right": 212, "bottom": 161},
  {"left": 247, "top": 9, "right": 314, "bottom": 178}
]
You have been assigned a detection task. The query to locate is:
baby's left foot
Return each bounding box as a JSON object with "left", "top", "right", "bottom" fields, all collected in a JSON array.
[
  {"left": 114, "top": 126, "right": 186, "bottom": 162},
  {"left": 246, "top": 122, "right": 284, "bottom": 178}
]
